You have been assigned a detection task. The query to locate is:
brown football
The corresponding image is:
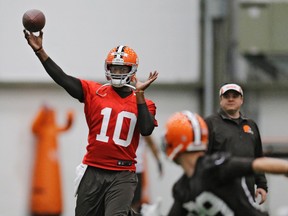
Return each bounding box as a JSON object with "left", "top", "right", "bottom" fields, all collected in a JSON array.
[{"left": 22, "top": 9, "right": 46, "bottom": 32}]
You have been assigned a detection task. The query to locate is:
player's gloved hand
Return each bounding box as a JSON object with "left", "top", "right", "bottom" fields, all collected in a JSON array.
[{"left": 255, "top": 188, "right": 267, "bottom": 205}]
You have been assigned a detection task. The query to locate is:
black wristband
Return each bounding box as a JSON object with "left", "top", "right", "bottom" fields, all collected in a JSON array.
[{"left": 34, "top": 47, "right": 43, "bottom": 53}]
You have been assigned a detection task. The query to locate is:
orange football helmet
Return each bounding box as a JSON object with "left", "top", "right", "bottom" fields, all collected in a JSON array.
[
  {"left": 163, "top": 111, "right": 209, "bottom": 161},
  {"left": 104, "top": 45, "right": 139, "bottom": 88}
]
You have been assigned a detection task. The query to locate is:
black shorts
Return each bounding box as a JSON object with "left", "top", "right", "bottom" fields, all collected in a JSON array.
[{"left": 76, "top": 166, "right": 138, "bottom": 216}]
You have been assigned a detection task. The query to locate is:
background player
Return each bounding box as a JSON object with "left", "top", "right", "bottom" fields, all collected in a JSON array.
[
  {"left": 132, "top": 135, "right": 163, "bottom": 212},
  {"left": 162, "top": 110, "right": 288, "bottom": 216}
]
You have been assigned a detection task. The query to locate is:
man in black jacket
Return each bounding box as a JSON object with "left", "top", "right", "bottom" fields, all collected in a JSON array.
[{"left": 205, "top": 83, "right": 268, "bottom": 205}]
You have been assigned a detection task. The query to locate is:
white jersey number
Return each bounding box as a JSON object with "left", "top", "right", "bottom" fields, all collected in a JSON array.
[
  {"left": 183, "top": 192, "right": 234, "bottom": 216},
  {"left": 96, "top": 107, "right": 137, "bottom": 147}
]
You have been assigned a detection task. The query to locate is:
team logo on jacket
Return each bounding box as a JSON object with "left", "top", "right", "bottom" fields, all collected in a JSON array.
[{"left": 243, "top": 125, "right": 254, "bottom": 134}]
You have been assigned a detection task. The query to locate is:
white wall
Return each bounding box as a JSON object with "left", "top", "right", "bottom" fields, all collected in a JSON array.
[
  {"left": 0, "top": 0, "right": 200, "bottom": 83},
  {"left": 259, "top": 91, "right": 288, "bottom": 138}
]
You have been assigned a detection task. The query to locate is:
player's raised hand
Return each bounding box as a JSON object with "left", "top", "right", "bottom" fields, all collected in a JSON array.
[
  {"left": 23, "top": 30, "right": 43, "bottom": 52},
  {"left": 134, "top": 71, "right": 158, "bottom": 91}
]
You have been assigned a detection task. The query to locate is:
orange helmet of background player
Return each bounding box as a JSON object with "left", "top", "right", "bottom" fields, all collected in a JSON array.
[
  {"left": 163, "top": 111, "right": 209, "bottom": 161},
  {"left": 104, "top": 45, "right": 139, "bottom": 88}
]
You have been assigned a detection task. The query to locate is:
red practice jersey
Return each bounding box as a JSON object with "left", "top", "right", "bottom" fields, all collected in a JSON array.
[{"left": 80, "top": 80, "right": 157, "bottom": 171}]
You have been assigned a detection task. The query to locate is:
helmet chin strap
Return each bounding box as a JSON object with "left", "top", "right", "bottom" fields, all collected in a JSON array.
[
  {"left": 123, "top": 83, "right": 136, "bottom": 90},
  {"left": 96, "top": 83, "right": 111, "bottom": 97},
  {"left": 96, "top": 82, "right": 136, "bottom": 97}
]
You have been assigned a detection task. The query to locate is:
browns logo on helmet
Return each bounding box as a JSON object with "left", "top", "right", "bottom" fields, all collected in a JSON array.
[{"left": 163, "top": 111, "right": 209, "bottom": 161}]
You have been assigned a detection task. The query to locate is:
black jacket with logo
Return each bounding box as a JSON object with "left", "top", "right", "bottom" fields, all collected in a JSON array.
[{"left": 204, "top": 109, "right": 268, "bottom": 197}]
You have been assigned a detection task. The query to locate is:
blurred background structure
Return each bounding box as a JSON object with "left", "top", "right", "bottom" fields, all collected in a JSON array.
[
  {"left": 0, "top": 0, "right": 288, "bottom": 215},
  {"left": 30, "top": 105, "right": 73, "bottom": 216}
]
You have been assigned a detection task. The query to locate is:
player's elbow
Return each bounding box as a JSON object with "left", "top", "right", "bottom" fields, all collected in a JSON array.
[
  {"left": 140, "top": 125, "right": 154, "bottom": 136},
  {"left": 141, "top": 131, "right": 152, "bottom": 136}
]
